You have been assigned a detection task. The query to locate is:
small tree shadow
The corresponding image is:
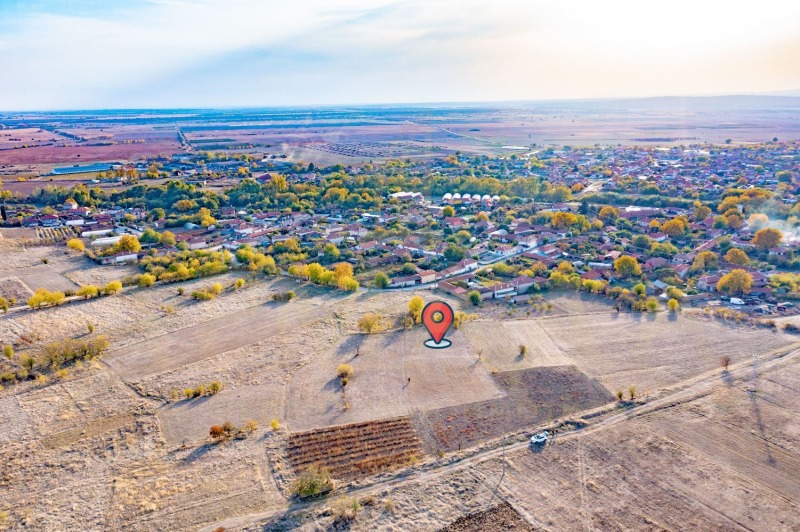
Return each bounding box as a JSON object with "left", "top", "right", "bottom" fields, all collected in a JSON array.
[{"left": 183, "top": 441, "right": 218, "bottom": 463}]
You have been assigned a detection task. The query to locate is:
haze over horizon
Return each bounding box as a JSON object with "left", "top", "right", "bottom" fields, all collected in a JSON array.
[{"left": 1, "top": 0, "right": 800, "bottom": 111}]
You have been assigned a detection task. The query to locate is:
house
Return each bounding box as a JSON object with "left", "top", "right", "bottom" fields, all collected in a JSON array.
[{"left": 697, "top": 274, "right": 721, "bottom": 292}]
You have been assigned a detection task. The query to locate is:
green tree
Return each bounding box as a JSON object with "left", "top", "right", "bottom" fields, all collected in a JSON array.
[
  {"left": 468, "top": 290, "right": 482, "bottom": 306},
  {"left": 374, "top": 271, "right": 389, "bottom": 288}
]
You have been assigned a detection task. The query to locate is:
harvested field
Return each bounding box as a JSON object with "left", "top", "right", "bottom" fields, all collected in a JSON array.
[
  {"left": 439, "top": 501, "right": 534, "bottom": 531},
  {"left": 284, "top": 327, "right": 504, "bottom": 431},
  {"left": 462, "top": 319, "right": 573, "bottom": 372},
  {"left": 537, "top": 312, "right": 797, "bottom": 393},
  {"left": 414, "top": 366, "right": 614, "bottom": 453},
  {"left": 0, "top": 276, "right": 32, "bottom": 301},
  {"left": 105, "top": 300, "right": 327, "bottom": 381},
  {"left": 157, "top": 383, "right": 284, "bottom": 445},
  {"left": 287, "top": 416, "right": 422, "bottom": 480}
]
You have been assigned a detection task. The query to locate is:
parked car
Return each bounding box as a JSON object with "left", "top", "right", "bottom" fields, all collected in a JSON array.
[
  {"left": 730, "top": 297, "right": 745, "bottom": 306},
  {"left": 530, "top": 431, "right": 549, "bottom": 445}
]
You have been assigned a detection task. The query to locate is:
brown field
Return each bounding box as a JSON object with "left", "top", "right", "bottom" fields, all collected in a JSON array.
[
  {"left": 440, "top": 501, "right": 535, "bottom": 532},
  {"left": 287, "top": 417, "right": 422, "bottom": 481},
  {"left": 105, "top": 299, "right": 328, "bottom": 381},
  {"left": 414, "top": 366, "right": 614, "bottom": 453}
]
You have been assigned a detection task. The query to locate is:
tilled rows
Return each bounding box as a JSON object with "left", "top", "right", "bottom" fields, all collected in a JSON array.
[{"left": 287, "top": 416, "right": 422, "bottom": 480}]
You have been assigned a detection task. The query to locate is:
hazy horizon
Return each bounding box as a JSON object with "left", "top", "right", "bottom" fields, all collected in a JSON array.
[{"left": 2, "top": 0, "right": 800, "bottom": 111}]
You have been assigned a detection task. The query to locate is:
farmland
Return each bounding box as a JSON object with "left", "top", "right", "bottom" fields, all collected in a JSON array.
[
  {"left": 0, "top": 236, "right": 799, "bottom": 530},
  {"left": 286, "top": 417, "right": 422, "bottom": 480}
]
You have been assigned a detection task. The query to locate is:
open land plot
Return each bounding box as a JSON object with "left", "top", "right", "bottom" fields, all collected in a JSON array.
[
  {"left": 536, "top": 312, "right": 798, "bottom": 393},
  {"left": 413, "top": 366, "right": 614, "bottom": 453},
  {"left": 158, "top": 383, "right": 284, "bottom": 445},
  {"left": 284, "top": 326, "right": 504, "bottom": 432},
  {"left": 106, "top": 299, "right": 328, "bottom": 381}
]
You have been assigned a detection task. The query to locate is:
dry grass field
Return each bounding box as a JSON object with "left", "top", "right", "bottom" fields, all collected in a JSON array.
[
  {"left": 105, "top": 300, "right": 327, "bottom": 382},
  {"left": 1, "top": 244, "right": 799, "bottom": 531}
]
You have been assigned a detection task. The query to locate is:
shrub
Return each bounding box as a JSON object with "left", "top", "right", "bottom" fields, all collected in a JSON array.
[
  {"left": 407, "top": 296, "right": 424, "bottom": 324},
  {"left": 233, "top": 278, "right": 245, "bottom": 290},
  {"left": 222, "top": 420, "right": 235, "bottom": 434},
  {"left": 645, "top": 297, "right": 659, "bottom": 312},
  {"left": 66, "top": 238, "right": 85, "bottom": 252},
  {"left": 246, "top": 419, "right": 259, "bottom": 432},
  {"left": 208, "top": 381, "right": 223, "bottom": 394},
  {"left": 138, "top": 273, "right": 156, "bottom": 287},
  {"left": 76, "top": 285, "right": 100, "bottom": 299},
  {"left": 331, "top": 496, "right": 361, "bottom": 522},
  {"left": 519, "top": 344, "right": 528, "bottom": 357},
  {"left": 27, "top": 288, "right": 66, "bottom": 308},
  {"left": 184, "top": 388, "right": 194, "bottom": 399},
  {"left": 468, "top": 290, "right": 482, "bottom": 306},
  {"left": 192, "top": 290, "right": 215, "bottom": 301},
  {"left": 374, "top": 271, "right": 390, "bottom": 288},
  {"left": 616, "top": 390, "right": 624, "bottom": 401},
  {"left": 628, "top": 386, "right": 637, "bottom": 400},
  {"left": 667, "top": 298, "right": 679, "bottom": 312},
  {"left": 0, "top": 296, "right": 8, "bottom": 313},
  {"left": 272, "top": 291, "right": 296, "bottom": 302},
  {"left": 87, "top": 323, "right": 95, "bottom": 334},
  {"left": 357, "top": 313, "right": 386, "bottom": 334},
  {"left": 104, "top": 281, "right": 123, "bottom": 295},
  {"left": 209, "top": 282, "right": 224, "bottom": 296},
  {"left": 292, "top": 465, "right": 333, "bottom": 498},
  {"left": 2, "top": 345, "right": 13, "bottom": 359},
  {"left": 720, "top": 355, "right": 731, "bottom": 370},
  {"left": 337, "top": 363, "right": 354, "bottom": 379},
  {"left": 270, "top": 419, "right": 280, "bottom": 431},
  {"left": 209, "top": 425, "right": 225, "bottom": 439}
]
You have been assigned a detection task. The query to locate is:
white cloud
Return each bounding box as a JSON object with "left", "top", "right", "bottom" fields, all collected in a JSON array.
[{"left": 1, "top": 0, "right": 799, "bottom": 109}]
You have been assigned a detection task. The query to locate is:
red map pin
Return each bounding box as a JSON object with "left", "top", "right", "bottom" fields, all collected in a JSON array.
[{"left": 422, "top": 300, "right": 454, "bottom": 349}]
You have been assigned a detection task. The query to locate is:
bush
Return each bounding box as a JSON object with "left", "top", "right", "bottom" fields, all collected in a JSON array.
[
  {"left": 468, "top": 290, "right": 482, "bottom": 306},
  {"left": 138, "top": 273, "right": 156, "bottom": 287},
  {"left": 208, "top": 381, "right": 223, "bottom": 394},
  {"left": 337, "top": 363, "right": 354, "bottom": 379},
  {"left": 2, "top": 345, "right": 13, "bottom": 359},
  {"left": 357, "top": 313, "right": 386, "bottom": 334},
  {"left": 233, "top": 278, "right": 246, "bottom": 290},
  {"left": 76, "top": 285, "right": 100, "bottom": 299},
  {"left": 0, "top": 296, "right": 8, "bottom": 313},
  {"left": 27, "top": 288, "right": 66, "bottom": 308},
  {"left": 331, "top": 496, "right": 361, "bottom": 522},
  {"left": 292, "top": 465, "right": 333, "bottom": 498},
  {"left": 209, "top": 425, "right": 225, "bottom": 439},
  {"left": 270, "top": 418, "right": 280, "bottom": 431},
  {"left": 66, "top": 238, "right": 85, "bottom": 252},
  {"left": 104, "top": 280, "right": 123, "bottom": 295},
  {"left": 246, "top": 419, "right": 259, "bottom": 432},
  {"left": 272, "top": 290, "right": 296, "bottom": 302},
  {"left": 667, "top": 298, "right": 679, "bottom": 312},
  {"left": 645, "top": 297, "right": 659, "bottom": 312},
  {"left": 628, "top": 386, "right": 637, "bottom": 399}
]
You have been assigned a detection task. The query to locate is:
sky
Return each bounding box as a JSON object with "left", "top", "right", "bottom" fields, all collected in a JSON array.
[{"left": 1, "top": 0, "right": 799, "bottom": 110}]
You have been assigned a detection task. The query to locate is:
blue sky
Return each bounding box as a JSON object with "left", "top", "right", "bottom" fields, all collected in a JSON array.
[{"left": 1, "top": 0, "right": 799, "bottom": 110}]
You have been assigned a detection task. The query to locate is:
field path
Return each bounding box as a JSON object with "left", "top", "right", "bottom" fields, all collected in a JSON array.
[{"left": 105, "top": 301, "right": 327, "bottom": 381}]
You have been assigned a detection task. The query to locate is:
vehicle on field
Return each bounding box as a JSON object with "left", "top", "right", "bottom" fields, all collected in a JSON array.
[{"left": 530, "top": 431, "right": 549, "bottom": 445}]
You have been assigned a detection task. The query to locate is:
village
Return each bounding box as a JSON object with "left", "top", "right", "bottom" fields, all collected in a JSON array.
[{"left": 2, "top": 140, "right": 800, "bottom": 320}]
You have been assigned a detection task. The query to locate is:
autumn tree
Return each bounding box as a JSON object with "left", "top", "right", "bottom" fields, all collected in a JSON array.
[
  {"left": 116, "top": 235, "right": 141, "bottom": 253},
  {"left": 752, "top": 228, "right": 783, "bottom": 250},
  {"left": 598, "top": 206, "right": 618, "bottom": 223},
  {"left": 408, "top": 296, "right": 424, "bottom": 324},
  {"left": 357, "top": 313, "right": 385, "bottom": 334},
  {"left": 724, "top": 248, "right": 749, "bottom": 266},
  {"left": 613, "top": 256, "right": 642, "bottom": 277},
  {"left": 66, "top": 238, "right": 85, "bottom": 252},
  {"left": 668, "top": 298, "right": 679, "bottom": 312},
  {"left": 661, "top": 218, "right": 686, "bottom": 237},
  {"left": 716, "top": 269, "right": 753, "bottom": 296},
  {"left": 693, "top": 202, "right": 711, "bottom": 221},
  {"left": 442, "top": 206, "right": 455, "bottom": 217},
  {"left": 691, "top": 251, "right": 719, "bottom": 272}
]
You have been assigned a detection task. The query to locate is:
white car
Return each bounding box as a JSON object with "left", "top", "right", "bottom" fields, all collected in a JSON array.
[{"left": 530, "top": 431, "right": 549, "bottom": 445}]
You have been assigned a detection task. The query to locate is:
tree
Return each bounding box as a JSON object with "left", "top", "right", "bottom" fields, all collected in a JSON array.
[
  {"left": 209, "top": 425, "right": 225, "bottom": 439},
  {"left": 76, "top": 285, "right": 100, "bottom": 299},
  {"left": 633, "top": 283, "right": 646, "bottom": 296},
  {"left": 519, "top": 344, "right": 528, "bottom": 357},
  {"left": 613, "top": 256, "right": 641, "bottom": 277},
  {"left": 691, "top": 251, "right": 719, "bottom": 272},
  {"left": 2, "top": 345, "right": 13, "bottom": 359},
  {"left": 116, "top": 235, "right": 141, "bottom": 253},
  {"left": 139, "top": 228, "right": 160, "bottom": 244},
  {"left": 552, "top": 211, "right": 578, "bottom": 229},
  {"left": 27, "top": 288, "right": 66, "bottom": 308},
  {"left": 475, "top": 212, "right": 489, "bottom": 222},
  {"left": 693, "top": 203, "right": 711, "bottom": 221},
  {"left": 598, "top": 206, "right": 618, "bottom": 223},
  {"left": 645, "top": 297, "right": 659, "bottom": 312},
  {"left": 632, "top": 234, "right": 651, "bottom": 249},
  {"left": 408, "top": 296, "right": 424, "bottom": 324},
  {"left": 322, "top": 243, "right": 341, "bottom": 262},
  {"left": 724, "top": 248, "right": 749, "bottom": 266},
  {"left": 661, "top": 218, "right": 686, "bottom": 237},
  {"left": 752, "top": 228, "right": 783, "bottom": 250},
  {"left": 138, "top": 273, "right": 156, "bottom": 287},
  {"left": 444, "top": 243, "right": 465, "bottom": 263},
  {"left": 292, "top": 466, "right": 333, "bottom": 498},
  {"left": 104, "top": 280, "right": 123, "bottom": 295},
  {"left": 374, "top": 271, "right": 389, "bottom": 289},
  {"left": 66, "top": 238, "right": 85, "bottom": 252},
  {"left": 333, "top": 262, "right": 353, "bottom": 280},
  {"left": 442, "top": 206, "right": 455, "bottom": 217},
  {"left": 0, "top": 296, "right": 8, "bottom": 313},
  {"left": 717, "top": 269, "right": 753, "bottom": 296},
  {"left": 159, "top": 230, "right": 176, "bottom": 247},
  {"left": 357, "top": 313, "right": 385, "bottom": 334},
  {"left": 468, "top": 290, "right": 482, "bottom": 306},
  {"left": 668, "top": 298, "right": 679, "bottom": 312}
]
